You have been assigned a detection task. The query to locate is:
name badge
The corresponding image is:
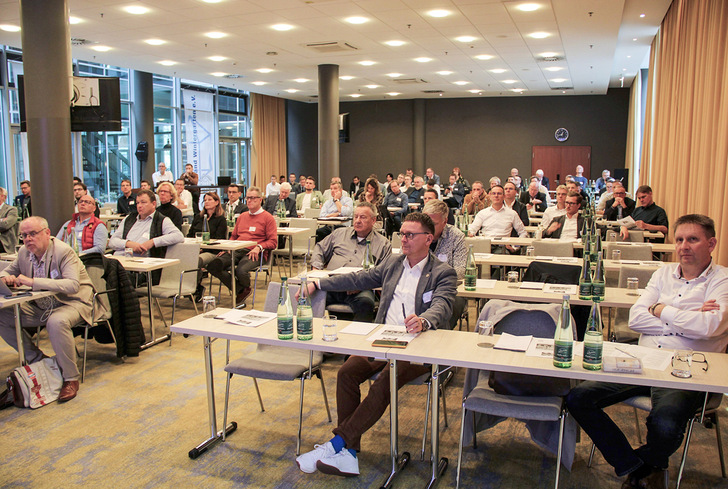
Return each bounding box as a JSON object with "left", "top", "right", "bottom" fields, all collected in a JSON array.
[
  {"left": 423, "top": 290, "right": 433, "bottom": 303},
  {"left": 249, "top": 226, "right": 256, "bottom": 232},
  {"left": 437, "top": 253, "right": 448, "bottom": 263},
  {"left": 396, "top": 198, "right": 401, "bottom": 203},
  {"left": 50, "top": 269, "right": 59, "bottom": 279}
]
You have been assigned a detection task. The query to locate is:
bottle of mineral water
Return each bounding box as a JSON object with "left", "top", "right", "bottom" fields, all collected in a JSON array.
[
  {"left": 582, "top": 301, "right": 604, "bottom": 370},
  {"left": 464, "top": 244, "right": 477, "bottom": 291},
  {"left": 277, "top": 278, "right": 294, "bottom": 340},
  {"left": 592, "top": 250, "right": 606, "bottom": 302},
  {"left": 296, "top": 277, "right": 313, "bottom": 340},
  {"left": 578, "top": 252, "right": 592, "bottom": 300},
  {"left": 361, "top": 239, "right": 374, "bottom": 269},
  {"left": 553, "top": 295, "right": 573, "bottom": 368}
]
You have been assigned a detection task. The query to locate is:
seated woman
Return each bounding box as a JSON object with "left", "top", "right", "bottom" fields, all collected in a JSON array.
[
  {"left": 357, "top": 177, "right": 384, "bottom": 229},
  {"left": 187, "top": 192, "right": 227, "bottom": 301}
]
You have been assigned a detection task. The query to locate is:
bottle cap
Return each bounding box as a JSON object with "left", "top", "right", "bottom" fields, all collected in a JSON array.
[{"left": 562, "top": 294, "right": 570, "bottom": 300}]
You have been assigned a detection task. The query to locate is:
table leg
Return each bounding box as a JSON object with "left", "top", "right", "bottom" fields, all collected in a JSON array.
[
  {"left": 141, "top": 270, "right": 171, "bottom": 349},
  {"left": 381, "top": 358, "right": 409, "bottom": 488},
  {"left": 426, "top": 363, "right": 448, "bottom": 489},
  {"left": 288, "top": 234, "right": 294, "bottom": 278},
  {"left": 188, "top": 336, "right": 237, "bottom": 459},
  {"left": 230, "top": 249, "right": 237, "bottom": 309},
  {"left": 14, "top": 304, "right": 25, "bottom": 367}
]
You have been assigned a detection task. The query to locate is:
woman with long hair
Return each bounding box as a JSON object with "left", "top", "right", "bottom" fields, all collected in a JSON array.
[{"left": 188, "top": 192, "right": 227, "bottom": 300}]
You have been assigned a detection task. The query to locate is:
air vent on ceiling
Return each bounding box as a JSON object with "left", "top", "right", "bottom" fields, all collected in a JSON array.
[
  {"left": 225, "top": 74, "right": 243, "bottom": 79},
  {"left": 71, "top": 38, "right": 92, "bottom": 46},
  {"left": 304, "top": 41, "right": 358, "bottom": 53},
  {"left": 422, "top": 89, "right": 443, "bottom": 94},
  {"left": 541, "top": 56, "right": 564, "bottom": 62},
  {"left": 551, "top": 86, "right": 574, "bottom": 90},
  {"left": 393, "top": 78, "right": 428, "bottom": 84}
]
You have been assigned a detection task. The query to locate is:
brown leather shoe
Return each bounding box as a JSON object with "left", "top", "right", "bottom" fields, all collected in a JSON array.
[
  {"left": 236, "top": 287, "right": 252, "bottom": 307},
  {"left": 58, "top": 380, "right": 79, "bottom": 402},
  {"left": 637, "top": 468, "right": 668, "bottom": 489}
]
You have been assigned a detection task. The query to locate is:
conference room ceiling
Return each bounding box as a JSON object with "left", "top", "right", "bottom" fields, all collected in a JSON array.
[{"left": 0, "top": 0, "right": 672, "bottom": 102}]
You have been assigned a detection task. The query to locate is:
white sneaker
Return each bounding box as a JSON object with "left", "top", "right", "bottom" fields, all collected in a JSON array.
[
  {"left": 316, "top": 449, "right": 360, "bottom": 477},
  {"left": 296, "top": 442, "right": 336, "bottom": 473}
]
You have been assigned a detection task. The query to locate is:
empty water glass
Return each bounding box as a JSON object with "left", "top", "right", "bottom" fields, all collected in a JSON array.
[
  {"left": 607, "top": 231, "right": 618, "bottom": 242},
  {"left": 124, "top": 247, "right": 134, "bottom": 258},
  {"left": 507, "top": 271, "right": 519, "bottom": 288},
  {"left": 626, "top": 277, "right": 639, "bottom": 295},
  {"left": 195, "top": 232, "right": 204, "bottom": 243},
  {"left": 322, "top": 315, "right": 337, "bottom": 341},
  {"left": 202, "top": 296, "right": 216, "bottom": 318},
  {"left": 611, "top": 249, "right": 621, "bottom": 261},
  {"left": 526, "top": 246, "right": 535, "bottom": 257},
  {"left": 477, "top": 320, "right": 495, "bottom": 348},
  {"left": 671, "top": 349, "right": 693, "bottom": 378}
]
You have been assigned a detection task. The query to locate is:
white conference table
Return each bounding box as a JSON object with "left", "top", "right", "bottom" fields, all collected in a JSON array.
[
  {"left": 0, "top": 290, "right": 56, "bottom": 367},
  {"left": 472, "top": 254, "right": 668, "bottom": 274},
  {"left": 276, "top": 227, "right": 312, "bottom": 277},
  {"left": 465, "top": 236, "right": 675, "bottom": 255}
]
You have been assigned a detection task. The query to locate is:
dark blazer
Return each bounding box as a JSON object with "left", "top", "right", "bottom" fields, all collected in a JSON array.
[
  {"left": 319, "top": 252, "right": 457, "bottom": 330},
  {"left": 541, "top": 176, "right": 550, "bottom": 190},
  {"left": 156, "top": 202, "right": 183, "bottom": 231},
  {"left": 443, "top": 182, "right": 465, "bottom": 206},
  {"left": 519, "top": 191, "right": 548, "bottom": 213},
  {"left": 511, "top": 200, "right": 530, "bottom": 226},
  {"left": 117, "top": 193, "right": 137, "bottom": 216},
  {"left": 349, "top": 182, "right": 362, "bottom": 196},
  {"left": 263, "top": 195, "right": 296, "bottom": 217},
  {"left": 188, "top": 213, "right": 227, "bottom": 239},
  {"left": 603, "top": 197, "right": 636, "bottom": 221},
  {"left": 543, "top": 214, "right": 585, "bottom": 239}
]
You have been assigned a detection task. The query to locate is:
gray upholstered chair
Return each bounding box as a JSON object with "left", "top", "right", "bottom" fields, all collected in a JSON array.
[
  {"left": 273, "top": 217, "right": 317, "bottom": 277},
  {"left": 532, "top": 239, "right": 574, "bottom": 257},
  {"left": 221, "top": 281, "right": 331, "bottom": 455},
  {"left": 607, "top": 265, "right": 659, "bottom": 342},
  {"left": 80, "top": 262, "right": 117, "bottom": 383},
  {"left": 604, "top": 242, "right": 653, "bottom": 261}
]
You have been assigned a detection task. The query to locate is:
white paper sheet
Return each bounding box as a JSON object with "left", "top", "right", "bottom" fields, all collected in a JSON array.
[
  {"left": 525, "top": 338, "right": 555, "bottom": 357},
  {"left": 339, "top": 321, "right": 379, "bottom": 336},
  {"left": 329, "top": 266, "right": 363, "bottom": 275},
  {"left": 474, "top": 253, "right": 494, "bottom": 260},
  {"left": 216, "top": 309, "right": 276, "bottom": 327},
  {"left": 366, "top": 325, "right": 418, "bottom": 344},
  {"left": 475, "top": 279, "right": 497, "bottom": 289},
  {"left": 494, "top": 333, "right": 533, "bottom": 351}
]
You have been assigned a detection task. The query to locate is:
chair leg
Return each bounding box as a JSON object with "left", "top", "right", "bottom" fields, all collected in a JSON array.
[
  {"left": 222, "top": 372, "right": 233, "bottom": 441},
  {"left": 587, "top": 442, "right": 597, "bottom": 467},
  {"left": 456, "top": 404, "right": 468, "bottom": 489},
  {"left": 633, "top": 406, "right": 642, "bottom": 444},
  {"left": 676, "top": 416, "right": 697, "bottom": 489},
  {"left": 82, "top": 326, "right": 89, "bottom": 383},
  {"left": 554, "top": 410, "right": 566, "bottom": 489},
  {"left": 252, "top": 378, "right": 265, "bottom": 412},
  {"left": 297, "top": 375, "right": 306, "bottom": 456},
  {"left": 171, "top": 296, "right": 178, "bottom": 325},
  {"left": 440, "top": 381, "right": 449, "bottom": 428},
  {"left": 715, "top": 412, "right": 727, "bottom": 478},
  {"left": 154, "top": 298, "right": 169, "bottom": 328},
  {"left": 316, "top": 370, "right": 332, "bottom": 422},
  {"left": 421, "top": 380, "right": 433, "bottom": 460},
  {"left": 472, "top": 411, "right": 478, "bottom": 449},
  {"left": 191, "top": 297, "right": 199, "bottom": 316}
]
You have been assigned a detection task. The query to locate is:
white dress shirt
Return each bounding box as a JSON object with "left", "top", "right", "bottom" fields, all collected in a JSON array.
[
  {"left": 469, "top": 205, "right": 527, "bottom": 238},
  {"left": 541, "top": 205, "right": 566, "bottom": 228},
  {"left": 152, "top": 170, "right": 174, "bottom": 186},
  {"left": 384, "top": 255, "right": 428, "bottom": 326},
  {"left": 265, "top": 182, "right": 281, "bottom": 197},
  {"left": 176, "top": 189, "right": 193, "bottom": 210},
  {"left": 629, "top": 261, "right": 728, "bottom": 352},
  {"left": 109, "top": 211, "right": 184, "bottom": 256},
  {"left": 559, "top": 213, "right": 579, "bottom": 241}
]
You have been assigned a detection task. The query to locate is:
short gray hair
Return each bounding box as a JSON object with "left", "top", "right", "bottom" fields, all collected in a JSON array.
[
  {"left": 21, "top": 216, "right": 49, "bottom": 230},
  {"left": 423, "top": 200, "right": 449, "bottom": 218},
  {"left": 355, "top": 201, "right": 378, "bottom": 217},
  {"left": 280, "top": 182, "right": 292, "bottom": 191}
]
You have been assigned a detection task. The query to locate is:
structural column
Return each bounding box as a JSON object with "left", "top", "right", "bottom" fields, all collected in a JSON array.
[
  {"left": 19, "top": 0, "right": 73, "bottom": 232},
  {"left": 132, "top": 70, "right": 155, "bottom": 183},
  {"left": 413, "top": 99, "right": 426, "bottom": 176},
  {"left": 318, "top": 64, "right": 339, "bottom": 186}
]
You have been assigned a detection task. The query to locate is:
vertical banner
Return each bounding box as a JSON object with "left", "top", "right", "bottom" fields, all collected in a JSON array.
[{"left": 183, "top": 90, "right": 215, "bottom": 185}]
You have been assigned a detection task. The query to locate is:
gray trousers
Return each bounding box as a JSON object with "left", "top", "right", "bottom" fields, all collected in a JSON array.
[{"left": 0, "top": 302, "right": 83, "bottom": 381}]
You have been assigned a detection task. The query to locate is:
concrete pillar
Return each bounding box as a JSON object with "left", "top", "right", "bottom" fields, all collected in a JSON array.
[
  {"left": 132, "top": 70, "right": 155, "bottom": 184},
  {"left": 413, "top": 99, "right": 426, "bottom": 176},
  {"left": 19, "top": 0, "right": 73, "bottom": 232},
  {"left": 318, "top": 64, "right": 339, "bottom": 187}
]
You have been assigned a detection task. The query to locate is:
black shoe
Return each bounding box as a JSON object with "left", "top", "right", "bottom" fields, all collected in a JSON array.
[{"left": 193, "top": 285, "right": 205, "bottom": 303}]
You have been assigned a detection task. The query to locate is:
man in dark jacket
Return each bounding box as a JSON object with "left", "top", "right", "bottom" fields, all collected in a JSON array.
[
  {"left": 519, "top": 181, "right": 548, "bottom": 213},
  {"left": 603, "top": 184, "right": 635, "bottom": 221},
  {"left": 263, "top": 183, "right": 296, "bottom": 217},
  {"left": 543, "top": 192, "right": 584, "bottom": 240}
]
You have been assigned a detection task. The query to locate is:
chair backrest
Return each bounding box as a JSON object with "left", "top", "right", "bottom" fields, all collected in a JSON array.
[
  {"left": 464, "top": 237, "right": 491, "bottom": 254},
  {"left": 264, "top": 281, "right": 326, "bottom": 318},
  {"left": 391, "top": 232, "right": 402, "bottom": 248},
  {"left": 604, "top": 242, "right": 653, "bottom": 261},
  {"left": 304, "top": 207, "right": 320, "bottom": 219},
  {"left": 85, "top": 262, "right": 112, "bottom": 321},
  {"left": 289, "top": 218, "right": 318, "bottom": 249},
  {"left": 620, "top": 230, "right": 645, "bottom": 242},
  {"left": 618, "top": 265, "right": 658, "bottom": 289},
  {"left": 158, "top": 242, "right": 201, "bottom": 294},
  {"left": 532, "top": 240, "right": 574, "bottom": 257},
  {"left": 523, "top": 261, "right": 581, "bottom": 285}
]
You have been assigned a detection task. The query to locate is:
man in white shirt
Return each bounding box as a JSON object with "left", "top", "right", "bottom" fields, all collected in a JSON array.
[
  {"left": 468, "top": 185, "right": 527, "bottom": 239},
  {"left": 541, "top": 185, "right": 568, "bottom": 227},
  {"left": 173, "top": 179, "right": 193, "bottom": 210},
  {"left": 152, "top": 162, "right": 174, "bottom": 188},
  {"left": 323, "top": 177, "right": 350, "bottom": 201},
  {"left": 543, "top": 191, "right": 583, "bottom": 240},
  {"left": 567, "top": 214, "right": 728, "bottom": 489},
  {"left": 265, "top": 174, "right": 281, "bottom": 197}
]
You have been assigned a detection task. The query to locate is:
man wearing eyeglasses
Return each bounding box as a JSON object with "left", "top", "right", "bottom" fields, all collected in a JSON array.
[
  {"left": 543, "top": 191, "right": 583, "bottom": 240},
  {"left": 603, "top": 182, "right": 636, "bottom": 222},
  {"left": 296, "top": 212, "right": 457, "bottom": 477},
  {"left": 72, "top": 182, "right": 101, "bottom": 218},
  {"left": 567, "top": 214, "right": 728, "bottom": 489},
  {"left": 56, "top": 196, "right": 108, "bottom": 256},
  {"left": 0, "top": 216, "right": 103, "bottom": 402},
  {"left": 468, "top": 185, "right": 527, "bottom": 240}
]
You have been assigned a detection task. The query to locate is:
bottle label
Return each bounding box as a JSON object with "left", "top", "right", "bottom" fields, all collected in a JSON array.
[
  {"left": 592, "top": 283, "right": 605, "bottom": 300},
  {"left": 583, "top": 343, "right": 603, "bottom": 366},
  {"left": 297, "top": 317, "right": 313, "bottom": 338},
  {"left": 464, "top": 270, "right": 477, "bottom": 290},
  {"left": 578, "top": 282, "right": 592, "bottom": 299},
  {"left": 277, "top": 317, "right": 294, "bottom": 337},
  {"left": 553, "top": 340, "right": 573, "bottom": 363}
]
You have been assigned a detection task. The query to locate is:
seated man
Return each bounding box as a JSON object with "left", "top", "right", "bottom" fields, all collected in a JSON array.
[
  {"left": 296, "top": 176, "right": 324, "bottom": 211},
  {"left": 543, "top": 191, "right": 583, "bottom": 240},
  {"left": 597, "top": 178, "right": 617, "bottom": 211},
  {"left": 595, "top": 169, "right": 611, "bottom": 194},
  {"left": 0, "top": 186, "right": 18, "bottom": 253},
  {"left": 468, "top": 185, "right": 527, "bottom": 239},
  {"left": 441, "top": 173, "right": 465, "bottom": 208},
  {"left": 263, "top": 182, "right": 296, "bottom": 217},
  {"left": 181, "top": 163, "right": 200, "bottom": 211},
  {"left": 225, "top": 184, "right": 248, "bottom": 218},
  {"left": 316, "top": 182, "right": 353, "bottom": 242},
  {"left": 323, "top": 177, "right": 350, "bottom": 201},
  {"left": 311, "top": 202, "right": 391, "bottom": 322},
  {"left": 73, "top": 182, "right": 101, "bottom": 218},
  {"left": 519, "top": 181, "right": 548, "bottom": 213},
  {"left": 567, "top": 179, "right": 590, "bottom": 204},
  {"left": 56, "top": 195, "right": 108, "bottom": 255},
  {"left": 117, "top": 179, "right": 137, "bottom": 216},
  {"left": 173, "top": 179, "right": 193, "bottom": 210},
  {"left": 603, "top": 183, "right": 635, "bottom": 221},
  {"left": 425, "top": 167, "right": 441, "bottom": 186},
  {"left": 152, "top": 162, "right": 174, "bottom": 188},
  {"left": 620, "top": 185, "right": 669, "bottom": 242},
  {"left": 265, "top": 174, "right": 281, "bottom": 198},
  {"left": 108, "top": 189, "right": 184, "bottom": 261},
  {"left": 14, "top": 180, "right": 32, "bottom": 217},
  {"left": 383, "top": 179, "right": 408, "bottom": 236},
  {"left": 0, "top": 216, "right": 101, "bottom": 402},
  {"left": 463, "top": 180, "right": 488, "bottom": 215},
  {"left": 423, "top": 189, "right": 454, "bottom": 224},
  {"left": 207, "top": 187, "right": 277, "bottom": 306},
  {"left": 541, "top": 184, "right": 568, "bottom": 228},
  {"left": 156, "top": 182, "right": 184, "bottom": 231},
  {"left": 139, "top": 180, "right": 152, "bottom": 191},
  {"left": 567, "top": 214, "right": 728, "bottom": 489},
  {"left": 296, "top": 213, "right": 457, "bottom": 477},
  {"left": 406, "top": 176, "right": 426, "bottom": 205},
  {"left": 503, "top": 181, "right": 529, "bottom": 227}
]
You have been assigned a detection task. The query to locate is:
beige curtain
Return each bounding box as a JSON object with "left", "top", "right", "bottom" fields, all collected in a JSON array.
[
  {"left": 624, "top": 71, "right": 642, "bottom": 195},
  {"left": 641, "top": 0, "right": 728, "bottom": 264},
  {"left": 250, "top": 93, "right": 287, "bottom": 190}
]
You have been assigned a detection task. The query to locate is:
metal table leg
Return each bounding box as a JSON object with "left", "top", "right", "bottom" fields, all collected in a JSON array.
[
  {"left": 230, "top": 249, "right": 237, "bottom": 308},
  {"left": 141, "top": 270, "right": 170, "bottom": 349},
  {"left": 381, "top": 358, "right": 409, "bottom": 489},
  {"left": 188, "top": 336, "right": 237, "bottom": 459},
  {"left": 14, "top": 304, "right": 25, "bottom": 367},
  {"left": 288, "top": 234, "right": 294, "bottom": 278},
  {"left": 426, "top": 363, "right": 448, "bottom": 489}
]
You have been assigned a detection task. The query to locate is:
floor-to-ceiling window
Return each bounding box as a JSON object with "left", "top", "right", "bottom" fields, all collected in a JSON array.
[{"left": 218, "top": 89, "right": 250, "bottom": 186}]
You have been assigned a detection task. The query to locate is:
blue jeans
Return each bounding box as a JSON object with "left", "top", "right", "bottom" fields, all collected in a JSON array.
[{"left": 566, "top": 381, "right": 704, "bottom": 476}]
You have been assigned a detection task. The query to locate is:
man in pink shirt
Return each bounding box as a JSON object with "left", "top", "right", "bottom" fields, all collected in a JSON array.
[{"left": 207, "top": 186, "right": 277, "bottom": 306}]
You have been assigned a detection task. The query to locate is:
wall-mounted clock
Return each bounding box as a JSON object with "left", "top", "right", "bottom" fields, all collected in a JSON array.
[{"left": 555, "top": 127, "right": 569, "bottom": 142}]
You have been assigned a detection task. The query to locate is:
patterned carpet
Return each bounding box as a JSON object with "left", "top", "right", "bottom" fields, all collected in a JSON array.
[{"left": 0, "top": 276, "right": 727, "bottom": 489}]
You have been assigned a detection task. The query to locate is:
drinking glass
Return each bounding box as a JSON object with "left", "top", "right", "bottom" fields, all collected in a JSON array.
[
  {"left": 195, "top": 232, "right": 204, "bottom": 243},
  {"left": 124, "top": 247, "right": 134, "bottom": 258},
  {"left": 611, "top": 249, "right": 621, "bottom": 261},
  {"left": 626, "top": 277, "right": 639, "bottom": 295},
  {"left": 477, "top": 320, "right": 494, "bottom": 348},
  {"left": 202, "top": 296, "right": 217, "bottom": 318},
  {"left": 671, "top": 349, "right": 693, "bottom": 378},
  {"left": 322, "top": 315, "right": 338, "bottom": 341},
  {"left": 526, "top": 246, "right": 535, "bottom": 257},
  {"left": 507, "top": 271, "right": 519, "bottom": 288}
]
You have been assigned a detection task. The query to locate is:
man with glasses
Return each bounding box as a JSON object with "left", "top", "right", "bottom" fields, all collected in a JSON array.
[
  {"left": 520, "top": 181, "right": 548, "bottom": 213},
  {"left": 57, "top": 196, "right": 108, "bottom": 256},
  {"left": 619, "top": 185, "right": 669, "bottom": 241},
  {"left": 155, "top": 182, "right": 183, "bottom": 231},
  {"left": 604, "top": 183, "right": 635, "bottom": 221},
  {"left": 207, "top": 187, "right": 277, "bottom": 307},
  {"left": 567, "top": 214, "right": 728, "bottom": 489},
  {"left": 597, "top": 178, "right": 617, "bottom": 211},
  {"left": 0, "top": 216, "right": 101, "bottom": 402},
  {"left": 14, "top": 180, "right": 32, "bottom": 217},
  {"left": 310, "top": 202, "right": 391, "bottom": 322},
  {"left": 296, "top": 212, "right": 457, "bottom": 477},
  {"left": 0, "top": 187, "right": 18, "bottom": 253},
  {"left": 543, "top": 191, "right": 584, "bottom": 240},
  {"left": 152, "top": 162, "right": 174, "bottom": 188},
  {"left": 468, "top": 185, "right": 527, "bottom": 239},
  {"left": 225, "top": 184, "right": 248, "bottom": 218},
  {"left": 541, "top": 184, "right": 568, "bottom": 228},
  {"left": 73, "top": 182, "right": 101, "bottom": 218}
]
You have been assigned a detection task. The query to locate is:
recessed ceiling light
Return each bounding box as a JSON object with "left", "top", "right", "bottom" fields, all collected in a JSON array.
[
  {"left": 384, "top": 40, "right": 405, "bottom": 47},
  {"left": 453, "top": 81, "right": 469, "bottom": 85},
  {"left": 294, "top": 78, "right": 310, "bottom": 83},
  {"left": 539, "top": 52, "right": 558, "bottom": 57},
  {"left": 159, "top": 60, "right": 177, "bottom": 66},
  {"left": 475, "top": 55, "right": 493, "bottom": 60},
  {"left": 511, "top": 88, "right": 526, "bottom": 93},
  {"left": 91, "top": 45, "right": 111, "bottom": 52},
  {"left": 502, "top": 79, "right": 517, "bottom": 84},
  {"left": 455, "top": 36, "right": 477, "bottom": 43},
  {"left": 365, "top": 85, "right": 380, "bottom": 89},
  {"left": 345, "top": 16, "right": 368, "bottom": 24},
  {"left": 123, "top": 6, "right": 149, "bottom": 14},
  {"left": 544, "top": 67, "right": 563, "bottom": 72},
  {"left": 490, "top": 68, "right": 507, "bottom": 74},
  {"left": 387, "top": 92, "right": 401, "bottom": 96},
  {"left": 386, "top": 73, "right": 402, "bottom": 78},
  {"left": 211, "top": 72, "right": 227, "bottom": 77},
  {"left": 414, "top": 57, "right": 432, "bottom": 63},
  {"left": 627, "top": 55, "right": 631, "bottom": 59},
  {"left": 205, "top": 31, "right": 227, "bottom": 38},
  {"left": 208, "top": 56, "right": 227, "bottom": 61},
  {"left": 359, "top": 60, "right": 376, "bottom": 66},
  {"left": 437, "top": 71, "right": 453, "bottom": 76},
  {"left": 0, "top": 24, "right": 21, "bottom": 32},
  {"left": 517, "top": 3, "right": 541, "bottom": 12},
  {"left": 145, "top": 39, "right": 166, "bottom": 45},
  {"left": 622, "top": 68, "right": 627, "bottom": 71},
  {"left": 251, "top": 81, "right": 267, "bottom": 85},
  {"left": 550, "top": 78, "right": 567, "bottom": 83},
  {"left": 271, "top": 24, "right": 294, "bottom": 31},
  {"left": 427, "top": 9, "right": 451, "bottom": 18},
  {"left": 350, "top": 94, "right": 362, "bottom": 98},
  {"left": 340, "top": 76, "right": 355, "bottom": 80},
  {"left": 257, "top": 68, "right": 273, "bottom": 73},
  {"left": 69, "top": 16, "right": 82, "bottom": 24},
  {"left": 201, "top": 0, "right": 224, "bottom": 3},
  {"left": 529, "top": 32, "right": 551, "bottom": 39},
  {"left": 468, "top": 89, "right": 483, "bottom": 93},
  {"left": 640, "top": 13, "right": 645, "bottom": 18},
  {"left": 632, "top": 38, "right": 637, "bottom": 41},
  {"left": 285, "top": 89, "right": 299, "bottom": 93}
]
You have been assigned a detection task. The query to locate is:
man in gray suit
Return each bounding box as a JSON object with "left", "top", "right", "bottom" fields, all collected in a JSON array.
[
  {"left": 0, "top": 187, "right": 18, "bottom": 253},
  {"left": 0, "top": 216, "right": 100, "bottom": 402},
  {"left": 296, "top": 212, "right": 458, "bottom": 477}
]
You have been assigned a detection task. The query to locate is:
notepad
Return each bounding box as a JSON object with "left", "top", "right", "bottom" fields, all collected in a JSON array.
[{"left": 494, "top": 333, "right": 533, "bottom": 352}]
